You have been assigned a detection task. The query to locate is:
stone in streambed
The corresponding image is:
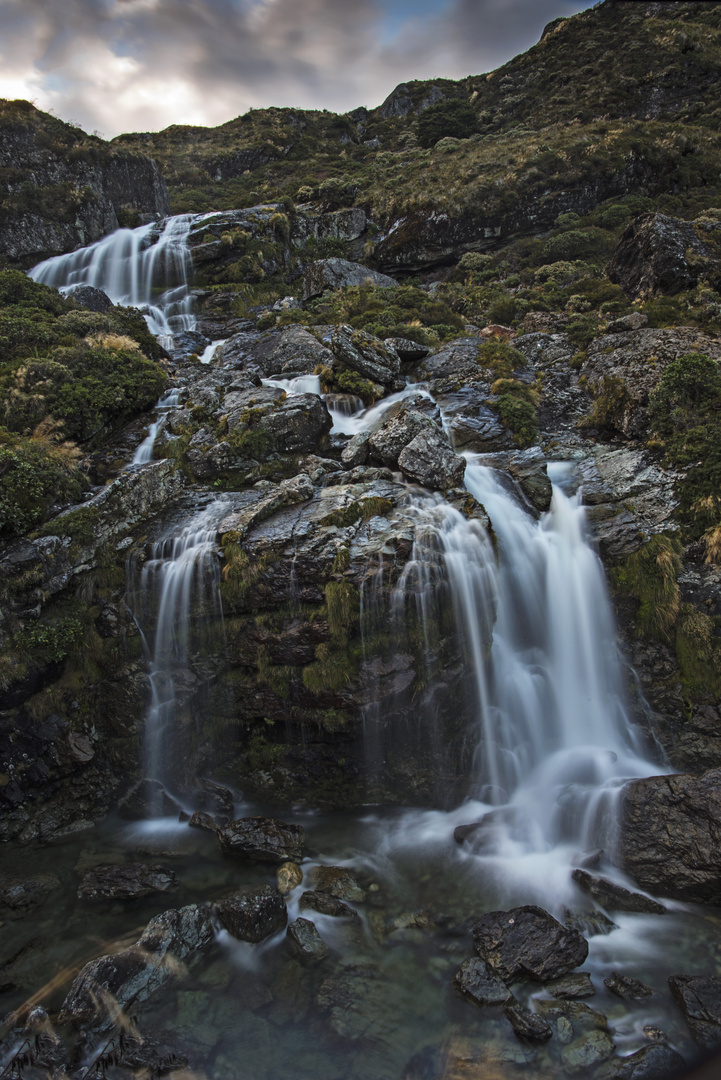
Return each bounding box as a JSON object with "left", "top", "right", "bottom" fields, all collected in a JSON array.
[
  {"left": 117, "top": 778, "right": 182, "bottom": 820},
  {"left": 453, "top": 958, "right": 514, "bottom": 1007},
  {"left": 504, "top": 1002, "right": 553, "bottom": 1042},
  {"left": 312, "top": 866, "right": 366, "bottom": 902},
  {"left": 668, "top": 973, "right": 721, "bottom": 1048},
  {"left": 604, "top": 972, "right": 654, "bottom": 1000},
  {"left": 217, "top": 816, "right": 305, "bottom": 863},
  {"left": 0, "top": 872, "right": 61, "bottom": 914},
  {"left": 277, "top": 862, "right": 303, "bottom": 895},
  {"left": 561, "top": 1029, "right": 615, "bottom": 1073},
  {"left": 473, "top": 905, "right": 588, "bottom": 983},
  {"left": 398, "top": 430, "right": 466, "bottom": 491},
  {"left": 563, "top": 908, "right": 618, "bottom": 937},
  {"left": 597, "top": 1043, "right": 684, "bottom": 1080},
  {"left": 188, "top": 811, "right": 220, "bottom": 834},
  {"left": 546, "top": 972, "right": 596, "bottom": 999},
  {"left": 286, "top": 917, "right": 329, "bottom": 965},
  {"left": 299, "top": 891, "right": 359, "bottom": 919},
  {"left": 77, "top": 863, "right": 176, "bottom": 901},
  {"left": 215, "top": 885, "right": 287, "bottom": 943},
  {"left": 341, "top": 431, "right": 370, "bottom": 468},
  {"left": 571, "top": 869, "right": 666, "bottom": 914}
]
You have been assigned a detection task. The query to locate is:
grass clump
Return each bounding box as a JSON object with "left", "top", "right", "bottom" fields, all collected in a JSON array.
[
  {"left": 578, "top": 375, "right": 630, "bottom": 434},
  {"left": 611, "top": 534, "right": 682, "bottom": 640}
]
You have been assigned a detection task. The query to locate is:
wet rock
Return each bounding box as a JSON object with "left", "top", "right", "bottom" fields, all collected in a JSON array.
[
  {"left": 577, "top": 848, "right": 605, "bottom": 870},
  {"left": 215, "top": 885, "right": 287, "bottom": 943},
  {"left": 71, "top": 285, "right": 113, "bottom": 312},
  {"left": 277, "top": 862, "right": 303, "bottom": 895},
  {"left": 561, "top": 1029, "right": 615, "bottom": 1073},
  {"left": 257, "top": 393, "right": 333, "bottom": 453},
  {"left": 571, "top": 869, "right": 666, "bottom": 914},
  {"left": 504, "top": 1002, "right": 553, "bottom": 1042},
  {"left": 286, "top": 917, "right": 330, "bottom": 965},
  {"left": 385, "top": 337, "right": 430, "bottom": 361},
  {"left": 668, "top": 974, "right": 721, "bottom": 1048},
  {"left": 315, "top": 960, "right": 390, "bottom": 1039},
  {"left": 604, "top": 972, "right": 654, "bottom": 1000},
  {"left": 0, "top": 872, "right": 62, "bottom": 914},
  {"left": 217, "top": 816, "right": 305, "bottom": 863},
  {"left": 398, "top": 430, "right": 466, "bottom": 491},
  {"left": 188, "top": 811, "right": 220, "bottom": 834},
  {"left": 117, "top": 778, "right": 183, "bottom": 820},
  {"left": 299, "top": 890, "right": 359, "bottom": 919},
  {"left": 546, "top": 973, "right": 596, "bottom": 999},
  {"left": 341, "top": 430, "right": 371, "bottom": 468},
  {"left": 312, "top": 866, "right": 366, "bottom": 902},
  {"left": 508, "top": 448, "right": 552, "bottom": 512},
  {"left": 303, "top": 260, "right": 397, "bottom": 301},
  {"left": 387, "top": 909, "right": 436, "bottom": 933},
  {"left": 619, "top": 768, "right": 721, "bottom": 905},
  {"left": 439, "top": 388, "right": 513, "bottom": 452},
  {"left": 608, "top": 212, "right": 721, "bottom": 299},
  {"left": 536, "top": 998, "right": 610, "bottom": 1035},
  {"left": 331, "top": 324, "right": 401, "bottom": 387},
  {"left": 453, "top": 957, "right": 514, "bottom": 1007},
  {"left": 243, "top": 325, "right": 333, "bottom": 376},
  {"left": 77, "top": 863, "right": 176, "bottom": 901},
  {"left": 473, "top": 905, "right": 589, "bottom": 983},
  {"left": 598, "top": 1043, "right": 685, "bottom": 1080},
  {"left": 218, "top": 475, "right": 315, "bottom": 541},
  {"left": 60, "top": 904, "right": 214, "bottom": 1026},
  {"left": 368, "top": 401, "right": 439, "bottom": 467},
  {"left": 562, "top": 909, "right": 618, "bottom": 938}
]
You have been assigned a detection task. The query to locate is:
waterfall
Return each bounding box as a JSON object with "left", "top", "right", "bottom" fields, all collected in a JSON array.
[
  {"left": 131, "top": 387, "right": 181, "bottom": 466},
  {"left": 129, "top": 500, "right": 228, "bottom": 811},
  {"left": 28, "top": 214, "right": 196, "bottom": 349}
]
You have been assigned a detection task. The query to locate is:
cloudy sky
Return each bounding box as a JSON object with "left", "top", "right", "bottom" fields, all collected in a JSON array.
[{"left": 0, "top": 0, "right": 596, "bottom": 139}]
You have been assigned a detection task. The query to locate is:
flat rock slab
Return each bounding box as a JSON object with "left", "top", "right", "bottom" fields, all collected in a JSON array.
[
  {"left": 286, "top": 917, "right": 329, "bottom": 965},
  {"left": 217, "top": 816, "right": 305, "bottom": 862},
  {"left": 604, "top": 972, "right": 654, "bottom": 1000},
  {"left": 453, "top": 957, "right": 514, "bottom": 1007},
  {"left": 77, "top": 863, "right": 176, "bottom": 901},
  {"left": 669, "top": 974, "right": 721, "bottom": 1048},
  {"left": 215, "top": 885, "right": 287, "bottom": 943},
  {"left": 571, "top": 869, "right": 666, "bottom": 915},
  {"left": 599, "top": 1043, "right": 684, "bottom": 1079},
  {"left": 473, "top": 905, "right": 589, "bottom": 983},
  {"left": 504, "top": 1002, "right": 553, "bottom": 1042}
]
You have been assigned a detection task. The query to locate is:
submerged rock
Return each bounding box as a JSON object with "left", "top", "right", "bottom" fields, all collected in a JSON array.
[
  {"left": 0, "top": 872, "right": 62, "bottom": 914},
  {"left": 504, "top": 1002, "right": 553, "bottom": 1042},
  {"left": 77, "top": 863, "right": 176, "bottom": 901},
  {"left": 453, "top": 958, "right": 514, "bottom": 1007},
  {"left": 571, "top": 869, "right": 666, "bottom": 914},
  {"left": 299, "top": 890, "right": 359, "bottom": 919},
  {"left": 604, "top": 972, "right": 654, "bottom": 1000},
  {"left": 561, "top": 1029, "right": 615, "bottom": 1073},
  {"left": 599, "top": 1043, "right": 685, "bottom": 1079},
  {"left": 217, "top": 816, "right": 305, "bottom": 863},
  {"left": 668, "top": 974, "right": 721, "bottom": 1048},
  {"left": 473, "top": 905, "right": 589, "bottom": 983},
  {"left": 312, "top": 866, "right": 366, "bottom": 902},
  {"left": 215, "top": 885, "right": 287, "bottom": 943},
  {"left": 286, "top": 917, "right": 330, "bottom": 965}
]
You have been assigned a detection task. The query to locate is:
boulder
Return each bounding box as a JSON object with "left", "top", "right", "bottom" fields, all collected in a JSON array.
[
  {"left": 668, "top": 974, "right": 721, "bottom": 1048},
  {"left": 398, "top": 430, "right": 466, "bottom": 491},
  {"left": 603, "top": 972, "right": 654, "bottom": 1000},
  {"left": 117, "top": 779, "right": 182, "bottom": 821},
  {"left": 299, "top": 891, "right": 359, "bottom": 919},
  {"left": 384, "top": 337, "right": 430, "bottom": 361},
  {"left": 606, "top": 312, "right": 648, "bottom": 333},
  {"left": 277, "top": 862, "right": 303, "bottom": 895},
  {"left": 368, "top": 402, "right": 439, "bottom": 468},
  {"left": 452, "top": 958, "right": 514, "bottom": 1007},
  {"left": 571, "top": 870, "right": 666, "bottom": 914},
  {"left": 242, "top": 326, "right": 334, "bottom": 377},
  {"left": 77, "top": 863, "right": 176, "bottom": 901},
  {"left": 217, "top": 816, "right": 305, "bottom": 863},
  {"left": 504, "top": 1002, "right": 553, "bottom": 1042},
  {"left": 472, "top": 905, "right": 589, "bottom": 983},
  {"left": 257, "top": 392, "right": 332, "bottom": 452},
  {"left": 618, "top": 768, "right": 721, "bottom": 904},
  {"left": 215, "top": 885, "right": 287, "bottom": 943},
  {"left": 312, "top": 866, "right": 366, "bottom": 902},
  {"left": 60, "top": 904, "right": 213, "bottom": 1026},
  {"left": 341, "top": 431, "right": 371, "bottom": 468},
  {"left": 303, "top": 260, "right": 397, "bottom": 301},
  {"left": 608, "top": 212, "right": 721, "bottom": 299},
  {"left": 188, "top": 811, "right": 220, "bottom": 834},
  {"left": 331, "top": 325, "right": 401, "bottom": 388},
  {"left": 71, "top": 285, "right": 113, "bottom": 312},
  {"left": 508, "top": 448, "right": 552, "bottom": 512},
  {"left": 599, "top": 1044, "right": 684, "bottom": 1080},
  {"left": 286, "top": 917, "right": 330, "bottom": 965}
]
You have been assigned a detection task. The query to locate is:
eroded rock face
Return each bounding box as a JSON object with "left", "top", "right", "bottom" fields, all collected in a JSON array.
[
  {"left": 217, "top": 816, "right": 306, "bottom": 862},
  {"left": 215, "top": 885, "right": 287, "bottom": 942},
  {"left": 472, "top": 905, "right": 589, "bottom": 983},
  {"left": 609, "top": 212, "right": 721, "bottom": 299},
  {"left": 619, "top": 768, "right": 721, "bottom": 904},
  {"left": 303, "top": 259, "right": 397, "bottom": 300}
]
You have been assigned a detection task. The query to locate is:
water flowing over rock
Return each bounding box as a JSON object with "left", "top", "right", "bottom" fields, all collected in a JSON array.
[
  {"left": 571, "top": 870, "right": 666, "bottom": 915},
  {"left": 504, "top": 1002, "right": 553, "bottom": 1042},
  {"left": 398, "top": 430, "right": 466, "bottom": 491},
  {"left": 472, "top": 906, "right": 589, "bottom": 983}
]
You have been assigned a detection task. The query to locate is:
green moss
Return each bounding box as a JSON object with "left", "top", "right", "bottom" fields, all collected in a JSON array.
[
  {"left": 320, "top": 496, "right": 393, "bottom": 528},
  {"left": 610, "top": 534, "right": 682, "bottom": 640},
  {"left": 13, "top": 617, "right": 83, "bottom": 664},
  {"left": 325, "top": 581, "right": 359, "bottom": 645},
  {"left": 256, "top": 644, "right": 292, "bottom": 699},
  {"left": 220, "top": 538, "right": 275, "bottom": 608},
  {"left": 302, "top": 642, "right": 358, "bottom": 693},
  {"left": 675, "top": 603, "right": 721, "bottom": 699},
  {"left": 477, "top": 340, "right": 525, "bottom": 378}
]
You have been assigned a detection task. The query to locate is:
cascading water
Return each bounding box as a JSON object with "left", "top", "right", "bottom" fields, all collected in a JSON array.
[
  {"left": 129, "top": 500, "right": 228, "bottom": 811},
  {"left": 131, "top": 387, "right": 181, "bottom": 466},
  {"left": 28, "top": 214, "right": 196, "bottom": 349}
]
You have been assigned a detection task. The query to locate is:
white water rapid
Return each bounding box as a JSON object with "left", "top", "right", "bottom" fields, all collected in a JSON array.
[
  {"left": 131, "top": 387, "right": 182, "bottom": 466},
  {"left": 28, "top": 214, "right": 196, "bottom": 349}
]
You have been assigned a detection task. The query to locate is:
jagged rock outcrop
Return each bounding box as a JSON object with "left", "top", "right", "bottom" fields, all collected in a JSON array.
[{"left": 609, "top": 211, "right": 721, "bottom": 298}]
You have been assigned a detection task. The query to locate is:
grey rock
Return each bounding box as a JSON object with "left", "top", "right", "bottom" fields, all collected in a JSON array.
[
  {"left": 70, "top": 285, "right": 113, "bottom": 312},
  {"left": 504, "top": 1002, "right": 553, "bottom": 1042},
  {"left": 77, "top": 863, "right": 176, "bottom": 901},
  {"left": 608, "top": 212, "right": 721, "bottom": 299},
  {"left": 331, "top": 324, "right": 401, "bottom": 387},
  {"left": 242, "top": 325, "right": 334, "bottom": 377},
  {"left": 561, "top": 1030, "right": 615, "bottom": 1073},
  {"left": 508, "top": 448, "right": 552, "bottom": 512},
  {"left": 571, "top": 869, "right": 666, "bottom": 914},
  {"left": 669, "top": 974, "right": 721, "bottom": 1048},
  {"left": 303, "top": 260, "right": 397, "bottom": 301},
  {"left": 384, "top": 337, "right": 430, "bottom": 361},
  {"left": 368, "top": 401, "right": 439, "bottom": 468},
  {"left": 312, "top": 866, "right": 366, "bottom": 902},
  {"left": 0, "top": 872, "right": 62, "bottom": 913},
  {"left": 378, "top": 83, "right": 415, "bottom": 118},
  {"left": 546, "top": 973, "right": 596, "bottom": 999},
  {"left": 217, "top": 815, "right": 305, "bottom": 863},
  {"left": 218, "top": 474, "right": 315, "bottom": 541},
  {"left": 286, "top": 917, "right": 330, "bottom": 965},
  {"left": 606, "top": 312, "right": 648, "bottom": 333},
  {"left": 315, "top": 960, "right": 390, "bottom": 1040},
  {"left": 598, "top": 1044, "right": 684, "bottom": 1080},
  {"left": 215, "top": 885, "right": 287, "bottom": 943},
  {"left": 453, "top": 957, "right": 514, "bottom": 1007},
  {"left": 398, "top": 430, "right": 466, "bottom": 491},
  {"left": 188, "top": 811, "right": 220, "bottom": 834},
  {"left": 341, "top": 431, "right": 371, "bottom": 468},
  {"left": 473, "top": 905, "right": 589, "bottom": 983},
  {"left": 603, "top": 972, "right": 654, "bottom": 1000},
  {"left": 299, "top": 891, "right": 359, "bottom": 919},
  {"left": 117, "top": 779, "right": 182, "bottom": 821},
  {"left": 257, "top": 392, "right": 332, "bottom": 452}
]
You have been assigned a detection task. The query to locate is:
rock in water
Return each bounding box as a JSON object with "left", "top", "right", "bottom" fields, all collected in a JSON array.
[
  {"left": 188, "top": 811, "right": 220, "bottom": 834},
  {"left": 507, "top": 448, "right": 552, "bottom": 512},
  {"left": 77, "top": 863, "right": 176, "bottom": 901},
  {"left": 560, "top": 1030, "right": 615, "bottom": 1073},
  {"left": 286, "top": 917, "right": 329, "bottom": 965},
  {"left": 604, "top": 972, "right": 654, "bottom": 1000},
  {"left": 571, "top": 869, "right": 666, "bottom": 914},
  {"left": 398, "top": 430, "right": 466, "bottom": 491},
  {"left": 472, "top": 905, "right": 589, "bottom": 982},
  {"left": 299, "top": 891, "right": 359, "bottom": 919},
  {"left": 217, "top": 816, "right": 305, "bottom": 862},
  {"left": 215, "top": 886, "right": 287, "bottom": 943},
  {"left": 276, "top": 862, "right": 303, "bottom": 895},
  {"left": 668, "top": 974, "right": 721, "bottom": 1048},
  {"left": 504, "top": 1002, "right": 553, "bottom": 1042},
  {"left": 600, "top": 1043, "right": 684, "bottom": 1079},
  {"left": 0, "top": 873, "right": 61, "bottom": 914},
  {"left": 312, "top": 866, "right": 366, "bottom": 902},
  {"left": 452, "top": 958, "right": 514, "bottom": 1007},
  {"left": 546, "top": 973, "right": 596, "bottom": 999},
  {"left": 117, "top": 779, "right": 182, "bottom": 820}
]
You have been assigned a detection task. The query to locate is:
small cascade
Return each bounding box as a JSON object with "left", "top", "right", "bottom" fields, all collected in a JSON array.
[
  {"left": 262, "top": 374, "right": 322, "bottom": 396},
  {"left": 28, "top": 214, "right": 196, "bottom": 349},
  {"left": 131, "top": 387, "right": 181, "bottom": 466},
  {"left": 129, "top": 500, "right": 228, "bottom": 810}
]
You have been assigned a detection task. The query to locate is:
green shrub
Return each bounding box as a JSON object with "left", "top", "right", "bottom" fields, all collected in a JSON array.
[
  {"left": 0, "top": 433, "right": 84, "bottom": 537},
  {"left": 492, "top": 393, "right": 538, "bottom": 447},
  {"left": 478, "top": 340, "right": 525, "bottom": 378},
  {"left": 578, "top": 375, "right": 630, "bottom": 433},
  {"left": 416, "top": 99, "right": 478, "bottom": 148},
  {"left": 13, "top": 617, "right": 84, "bottom": 663}
]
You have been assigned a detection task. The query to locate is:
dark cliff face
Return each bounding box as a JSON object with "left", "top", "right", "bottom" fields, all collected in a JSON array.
[{"left": 0, "top": 100, "right": 169, "bottom": 266}]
